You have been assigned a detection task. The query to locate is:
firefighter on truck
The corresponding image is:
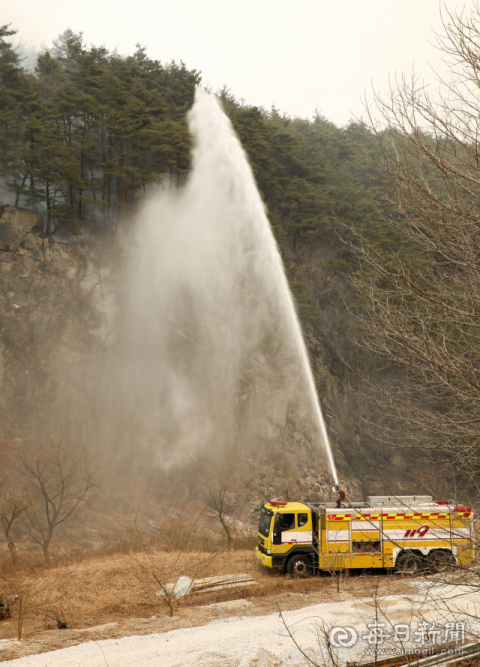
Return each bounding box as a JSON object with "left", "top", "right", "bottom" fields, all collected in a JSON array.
[{"left": 256, "top": 493, "right": 473, "bottom": 576}]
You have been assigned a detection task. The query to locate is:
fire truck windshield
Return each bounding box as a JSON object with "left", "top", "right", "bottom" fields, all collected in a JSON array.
[{"left": 259, "top": 508, "right": 273, "bottom": 537}]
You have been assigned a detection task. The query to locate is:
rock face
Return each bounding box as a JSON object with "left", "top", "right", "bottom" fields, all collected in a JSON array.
[
  {"left": 0, "top": 207, "right": 366, "bottom": 505},
  {"left": 0, "top": 206, "right": 405, "bottom": 517},
  {"left": 0, "top": 207, "right": 363, "bottom": 512},
  {"left": 0, "top": 206, "right": 44, "bottom": 252},
  {"left": 281, "top": 233, "right": 437, "bottom": 498},
  {"left": 0, "top": 206, "right": 101, "bottom": 432}
]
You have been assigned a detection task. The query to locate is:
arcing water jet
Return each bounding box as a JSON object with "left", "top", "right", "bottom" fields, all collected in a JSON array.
[
  {"left": 190, "top": 90, "right": 339, "bottom": 486},
  {"left": 117, "top": 87, "right": 338, "bottom": 486}
]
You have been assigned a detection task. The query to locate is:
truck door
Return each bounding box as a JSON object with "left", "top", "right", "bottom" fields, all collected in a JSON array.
[
  {"left": 279, "top": 513, "right": 296, "bottom": 544},
  {"left": 296, "top": 512, "right": 312, "bottom": 543},
  {"left": 272, "top": 512, "right": 312, "bottom": 550},
  {"left": 272, "top": 512, "right": 296, "bottom": 552}
]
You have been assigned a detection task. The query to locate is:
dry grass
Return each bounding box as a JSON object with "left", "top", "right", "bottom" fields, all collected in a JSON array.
[
  {"left": 0, "top": 548, "right": 412, "bottom": 636},
  {"left": 0, "top": 547, "right": 415, "bottom": 662},
  {"left": 0, "top": 549, "right": 299, "bottom": 635}
]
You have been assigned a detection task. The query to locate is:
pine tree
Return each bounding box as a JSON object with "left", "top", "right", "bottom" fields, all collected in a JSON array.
[
  {"left": 0, "top": 25, "right": 31, "bottom": 204},
  {"left": 18, "top": 51, "right": 82, "bottom": 233}
]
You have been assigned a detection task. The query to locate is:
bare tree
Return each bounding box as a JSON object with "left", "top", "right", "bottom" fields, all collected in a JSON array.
[
  {"left": 347, "top": 2, "right": 480, "bottom": 491},
  {"left": 0, "top": 562, "right": 61, "bottom": 640},
  {"left": 1, "top": 496, "right": 26, "bottom": 565},
  {"left": 196, "top": 458, "right": 243, "bottom": 549},
  {"left": 129, "top": 509, "right": 221, "bottom": 617},
  {"left": 19, "top": 439, "right": 99, "bottom": 561},
  {"left": 0, "top": 417, "right": 27, "bottom": 565}
]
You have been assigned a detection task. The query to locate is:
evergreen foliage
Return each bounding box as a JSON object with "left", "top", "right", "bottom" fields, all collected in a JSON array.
[
  {"left": 0, "top": 29, "right": 388, "bottom": 232},
  {"left": 0, "top": 30, "right": 200, "bottom": 232},
  {"left": 0, "top": 28, "right": 400, "bottom": 320}
]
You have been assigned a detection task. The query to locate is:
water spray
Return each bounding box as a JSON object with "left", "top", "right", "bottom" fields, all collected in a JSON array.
[
  {"left": 123, "top": 88, "right": 340, "bottom": 486},
  {"left": 188, "top": 89, "right": 340, "bottom": 489},
  {"left": 278, "top": 300, "right": 339, "bottom": 488}
]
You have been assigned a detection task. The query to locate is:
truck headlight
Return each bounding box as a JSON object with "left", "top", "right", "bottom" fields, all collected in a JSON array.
[{"left": 267, "top": 549, "right": 271, "bottom": 555}]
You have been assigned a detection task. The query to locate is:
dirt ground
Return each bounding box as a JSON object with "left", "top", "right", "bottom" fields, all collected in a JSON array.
[{"left": 0, "top": 549, "right": 415, "bottom": 663}]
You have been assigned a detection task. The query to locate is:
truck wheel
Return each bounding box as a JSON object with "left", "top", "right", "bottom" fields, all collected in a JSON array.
[
  {"left": 396, "top": 552, "right": 421, "bottom": 575},
  {"left": 428, "top": 550, "right": 455, "bottom": 573},
  {"left": 287, "top": 555, "right": 312, "bottom": 578}
]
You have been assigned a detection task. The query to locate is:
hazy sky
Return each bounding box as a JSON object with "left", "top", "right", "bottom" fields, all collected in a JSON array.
[{"left": 5, "top": 0, "right": 477, "bottom": 125}]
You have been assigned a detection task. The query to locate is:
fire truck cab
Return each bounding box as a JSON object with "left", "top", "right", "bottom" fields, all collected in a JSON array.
[{"left": 256, "top": 495, "right": 473, "bottom": 576}]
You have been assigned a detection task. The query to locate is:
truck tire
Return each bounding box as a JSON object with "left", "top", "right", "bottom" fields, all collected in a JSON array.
[
  {"left": 396, "top": 552, "right": 421, "bottom": 575},
  {"left": 427, "top": 550, "right": 455, "bottom": 573},
  {"left": 287, "top": 555, "right": 312, "bottom": 578}
]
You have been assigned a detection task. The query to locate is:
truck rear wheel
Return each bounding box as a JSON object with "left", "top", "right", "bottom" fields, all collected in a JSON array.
[
  {"left": 287, "top": 555, "right": 312, "bottom": 578},
  {"left": 428, "top": 550, "right": 455, "bottom": 573},
  {"left": 396, "top": 552, "right": 421, "bottom": 575}
]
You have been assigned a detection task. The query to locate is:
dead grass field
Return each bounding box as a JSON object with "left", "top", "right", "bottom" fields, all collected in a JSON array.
[{"left": 0, "top": 548, "right": 415, "bottom": 663}]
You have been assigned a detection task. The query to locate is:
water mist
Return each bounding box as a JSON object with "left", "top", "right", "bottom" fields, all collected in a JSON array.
[{"left": 113, "top": 88, "right": 338, "bottom": 486}]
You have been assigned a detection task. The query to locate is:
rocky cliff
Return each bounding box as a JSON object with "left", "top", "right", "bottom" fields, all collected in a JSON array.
[
  {"left": 0, "top": 206, "right": 416, "bottom": 534},
  {"left": 0, "top": 206, "right": 108, "bottom": 444}
]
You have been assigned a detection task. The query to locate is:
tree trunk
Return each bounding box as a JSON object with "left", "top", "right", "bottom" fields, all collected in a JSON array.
[
  {"left": 101, "top": 117, "right": 106, "bottom": 224},
  {"left": 79, "top": 148, "right": 84, "bottom": 216},
  {"left": 43, "top": 526, "right": 54, "bottom": 562},
  {"left": 219, "top": 516, "right": 233, "bottom": 549},
  {"left": 107, "top": 136, "right": 113, "bottom": 221},
  {"left": 6, "top": 534, "right": 17, "bottom": 565},
  {"left": 15, "top": 174, "right": 28, "bottom": 208},
  {"left": 45, "top": 179, "right": 51, "bottom": 237},
  {"left": 17, "top": 598, "right": 23, "bottom": 641}
]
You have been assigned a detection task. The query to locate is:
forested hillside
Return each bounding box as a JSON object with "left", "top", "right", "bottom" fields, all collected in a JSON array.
[
  {"left": 0, "top": 27, "right": 400, "bottom": 314},
  {"left": 0, "top": 27, "right": 389, "bottom": 242},
  {"left": 0, "top": 25, "right": 426, "bottom": 502}
]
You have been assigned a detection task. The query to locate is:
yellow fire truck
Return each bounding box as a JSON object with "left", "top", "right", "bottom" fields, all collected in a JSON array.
[{"left": 256, "top": 495, "right": 473, "bottom": 576}]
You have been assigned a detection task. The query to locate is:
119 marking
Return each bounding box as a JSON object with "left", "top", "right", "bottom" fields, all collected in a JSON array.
[{"left": 404, "top": 525, "right": 430, "bottom": 538}]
